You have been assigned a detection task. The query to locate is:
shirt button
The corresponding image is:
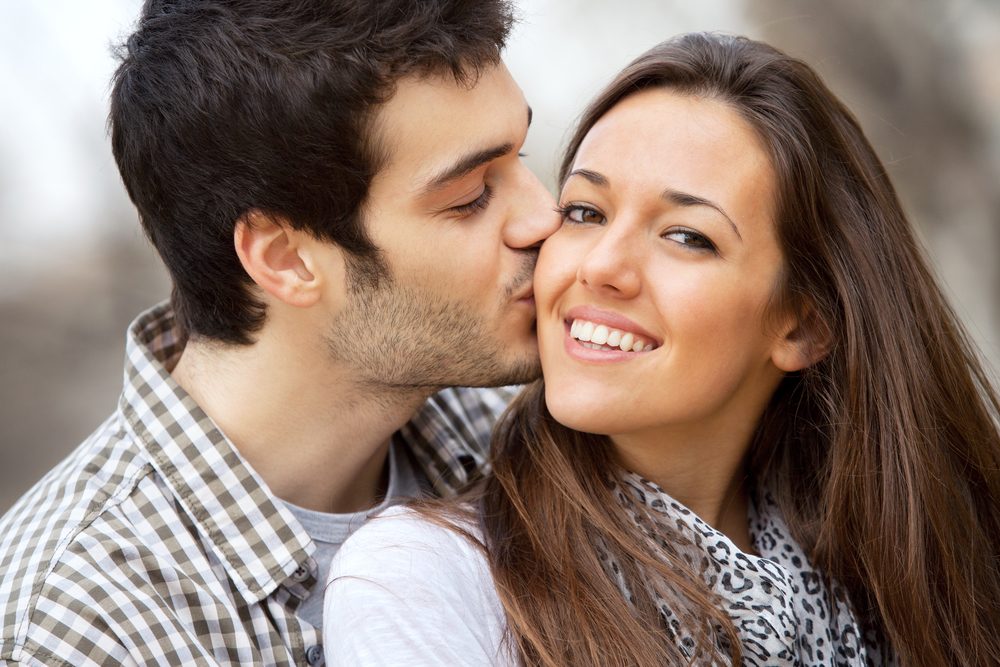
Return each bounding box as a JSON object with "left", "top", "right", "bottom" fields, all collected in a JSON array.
[
  {"left": 306, "top": 644, "right": 325, "bottom": 666},
  {"left": 291, "top": 565, "right": 310, "bottom": 583}
]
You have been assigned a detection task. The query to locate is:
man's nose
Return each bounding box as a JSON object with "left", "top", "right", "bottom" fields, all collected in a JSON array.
[{"left": 503, "top": 166, "right": 560, "bottom": 250}]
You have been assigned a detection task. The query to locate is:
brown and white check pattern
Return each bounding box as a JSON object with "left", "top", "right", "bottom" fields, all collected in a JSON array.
[{"left": 0, "top": 303, "right": 513, "bottom": 666}]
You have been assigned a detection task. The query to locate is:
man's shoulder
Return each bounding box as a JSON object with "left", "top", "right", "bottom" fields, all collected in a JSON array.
[
  {"left": 400, "top": 386, "right": 521, "bottom": 495},
  {"left": 412, "top": 386, "right": 518, "bottom": 439},
  {"left": 0, "top": 413, "right": 157, "bottom": 664},
  {"left": 427, "top": 386, "right": 519, "bottom": 416},
  {"left": 10, "top": 515, "right": 208, "bottom": 666}
]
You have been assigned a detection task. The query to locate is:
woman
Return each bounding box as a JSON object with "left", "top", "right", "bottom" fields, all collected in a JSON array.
[{"left": 324, "top": 33, "right": 1000, "bottom": 666}]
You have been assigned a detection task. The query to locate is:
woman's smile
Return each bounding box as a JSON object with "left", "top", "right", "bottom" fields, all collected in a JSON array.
[{"left": 562, "top": 304, "right": 660, "bottom": 363}]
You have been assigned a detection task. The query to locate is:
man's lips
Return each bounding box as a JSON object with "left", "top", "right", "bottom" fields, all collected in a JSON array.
[{"left": 512, "top": 284, "right": 535, "bottom": 303}]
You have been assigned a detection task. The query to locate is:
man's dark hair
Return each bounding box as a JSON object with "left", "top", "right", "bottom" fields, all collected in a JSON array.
[{"left": 110, "top": 0, "right": 516, "bottom": 344}]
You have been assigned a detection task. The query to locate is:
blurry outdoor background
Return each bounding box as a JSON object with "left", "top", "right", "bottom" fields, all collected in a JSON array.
[{"left": 2, "top": 0, "right": 998, "bottom": 513}]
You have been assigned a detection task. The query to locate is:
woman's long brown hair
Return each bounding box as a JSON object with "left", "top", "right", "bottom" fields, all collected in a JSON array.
[{"left": 436, "top": 33, "right": 1000, "bottom": 666}]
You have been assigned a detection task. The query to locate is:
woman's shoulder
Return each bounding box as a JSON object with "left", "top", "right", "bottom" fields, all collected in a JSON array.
[
  {"left": 325, "top": 505, "right": 509, "bottom": 665},
  {"left": 329, "top": 503, "right": 493, "bottom": 600},
  {"left": 334, "top": 504, "right": 484, "bottom": 567}
]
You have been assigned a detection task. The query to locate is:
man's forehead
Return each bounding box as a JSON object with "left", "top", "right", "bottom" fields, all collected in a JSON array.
[{"left": 371, "top": 63, "right": 529, "bottom": 186}]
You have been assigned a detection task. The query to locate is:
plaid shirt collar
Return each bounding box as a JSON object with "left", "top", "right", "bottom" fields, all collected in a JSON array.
[
  {"left": 120, "top": 303, "right": 312, "bottom": 604},
  {"left": 119, "top": 302, "right": 488, "bottom": 605}
]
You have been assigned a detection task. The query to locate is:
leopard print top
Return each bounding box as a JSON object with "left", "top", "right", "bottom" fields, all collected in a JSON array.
[{"left": 606, "top": 473, "right": 897, "bottom": 667}]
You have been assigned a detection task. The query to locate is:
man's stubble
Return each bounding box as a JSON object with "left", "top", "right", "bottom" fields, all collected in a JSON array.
[{"left": 325, "top": 254, "right": 541, "bottom": 395}]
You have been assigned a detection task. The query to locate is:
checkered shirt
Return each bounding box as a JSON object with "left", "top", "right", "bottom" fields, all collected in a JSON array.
[{"left": 0, "top": 302, "right": 513, "bottom": 666}]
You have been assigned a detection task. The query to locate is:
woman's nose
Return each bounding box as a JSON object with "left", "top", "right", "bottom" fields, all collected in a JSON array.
[{"left": 576, "top": 226, "right": 641, "bottom": 299}]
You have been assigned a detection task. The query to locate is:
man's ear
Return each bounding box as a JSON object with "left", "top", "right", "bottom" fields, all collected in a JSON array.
[
  {"left": 771, "top": 304, "right": 833, "bottom": 372},
  {"left": 234, "top": 210, "right": 321, "bottom": 308}
]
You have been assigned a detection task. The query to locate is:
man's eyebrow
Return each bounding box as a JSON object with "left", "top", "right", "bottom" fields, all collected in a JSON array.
[
  {"left": 421, "top": 106, "right": 533, "bottom": 196},
  {"left": 566, "top": 169, "right": 742, "bottom": 240},
  {"left": 422, "top": 143, "right": 514, "bottom": 194}
]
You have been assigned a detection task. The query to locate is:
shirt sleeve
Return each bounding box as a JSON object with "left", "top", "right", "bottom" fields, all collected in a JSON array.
[{"left": 323, "top": 506, "right": 510, "bottom": 666}]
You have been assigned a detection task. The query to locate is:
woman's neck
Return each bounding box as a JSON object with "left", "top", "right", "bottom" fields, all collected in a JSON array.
[{"left": 611, "top": 429, "right": 754, "bottom": 552}]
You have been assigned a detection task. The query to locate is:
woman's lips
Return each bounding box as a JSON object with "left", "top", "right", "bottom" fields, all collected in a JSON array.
[
  {"left": 569, "top": 319, "right": 655, "bottom": 352},
  {"left": 563, "top": 305, "right": 661, "bottom": 347},
  {"left": 559, "top": 308, "right": 660, "bottom": 364}
]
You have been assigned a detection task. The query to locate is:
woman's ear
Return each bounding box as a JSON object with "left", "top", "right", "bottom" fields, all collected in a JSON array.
[
  {"left": 771, "top": 304, "right": 833, "bottom": 372},
  {"left": 233, "top": 210, "right": 321, "bottom": 308}
]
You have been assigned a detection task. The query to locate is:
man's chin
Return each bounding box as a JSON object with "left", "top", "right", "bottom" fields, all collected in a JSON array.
[
  {"left": 478, "top": 354, "right": 542, "bottom": 388},
  {"left": 379, "top": 354, "right": 540, "bottom": 393}
]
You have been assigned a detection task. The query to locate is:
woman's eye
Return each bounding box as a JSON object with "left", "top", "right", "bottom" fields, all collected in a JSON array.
[
  {"left": 664, "top": 229, "right": 717, "bottom": 252},
  {"left": 558, "top": 205, "right": 605, "bottom": 225}
]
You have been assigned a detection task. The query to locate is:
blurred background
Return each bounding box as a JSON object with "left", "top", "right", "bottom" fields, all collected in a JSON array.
[{"left": 2, "top": 0, "right": 998, "bottom": 513}]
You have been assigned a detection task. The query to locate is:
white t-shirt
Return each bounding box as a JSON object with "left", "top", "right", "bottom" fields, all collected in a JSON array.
[{"left": 323, "top": 505, "right": 513, "bottom": 666}]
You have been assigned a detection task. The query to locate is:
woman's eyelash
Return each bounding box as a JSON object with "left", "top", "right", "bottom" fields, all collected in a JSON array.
[
  {"left": 451, "top": 185, "right": 493, "bottom": 215},
  {"left": 557, "top": 204, "right": 717, "bottom": 253},
  {"left": 665, "top": 228, "right": 717, "bottom": 252},
  {"left": 555, "top": 204, "right": 604, "bottom": 224}
]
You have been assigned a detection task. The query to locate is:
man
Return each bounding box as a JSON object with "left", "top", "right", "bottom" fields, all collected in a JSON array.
[{"left": 0, "top": 0, "right": 557, "bottom": 664}]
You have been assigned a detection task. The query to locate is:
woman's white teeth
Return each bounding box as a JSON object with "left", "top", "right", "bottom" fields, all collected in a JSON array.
[{"left": 569, "top": 319, "right": 654, "bottom": 352}]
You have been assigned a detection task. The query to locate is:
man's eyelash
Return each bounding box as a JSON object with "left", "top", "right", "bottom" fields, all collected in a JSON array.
[{"left": 451, "top": 185, "right": 493, "bottom": 215}]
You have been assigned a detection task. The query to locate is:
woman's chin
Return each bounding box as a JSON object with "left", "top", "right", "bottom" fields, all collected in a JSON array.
[{"left": 544, "top": 385, "right": 621, "bottom": 436}]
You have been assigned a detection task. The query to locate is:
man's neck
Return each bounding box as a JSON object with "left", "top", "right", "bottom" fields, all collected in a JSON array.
[{"left": 170, "top": 333, "right": 430, "bottom": 514}]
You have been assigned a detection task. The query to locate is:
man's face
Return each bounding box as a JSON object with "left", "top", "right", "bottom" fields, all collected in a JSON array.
[{"left": 326, "top": 62, "right": 559, "bottom": 391}]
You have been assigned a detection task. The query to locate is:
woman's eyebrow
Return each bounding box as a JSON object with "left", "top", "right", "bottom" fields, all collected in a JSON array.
[
  {"left": 661, "top": 188, "right": 742, "bottom": 241},
  {"left": 566, "top": 168, "right": 608, "bottom": 187}
]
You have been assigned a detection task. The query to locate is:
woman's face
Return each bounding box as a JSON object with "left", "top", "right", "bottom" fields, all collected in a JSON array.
[{"left": 535, "top": 89, "right": 793, "bottom": 445}]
